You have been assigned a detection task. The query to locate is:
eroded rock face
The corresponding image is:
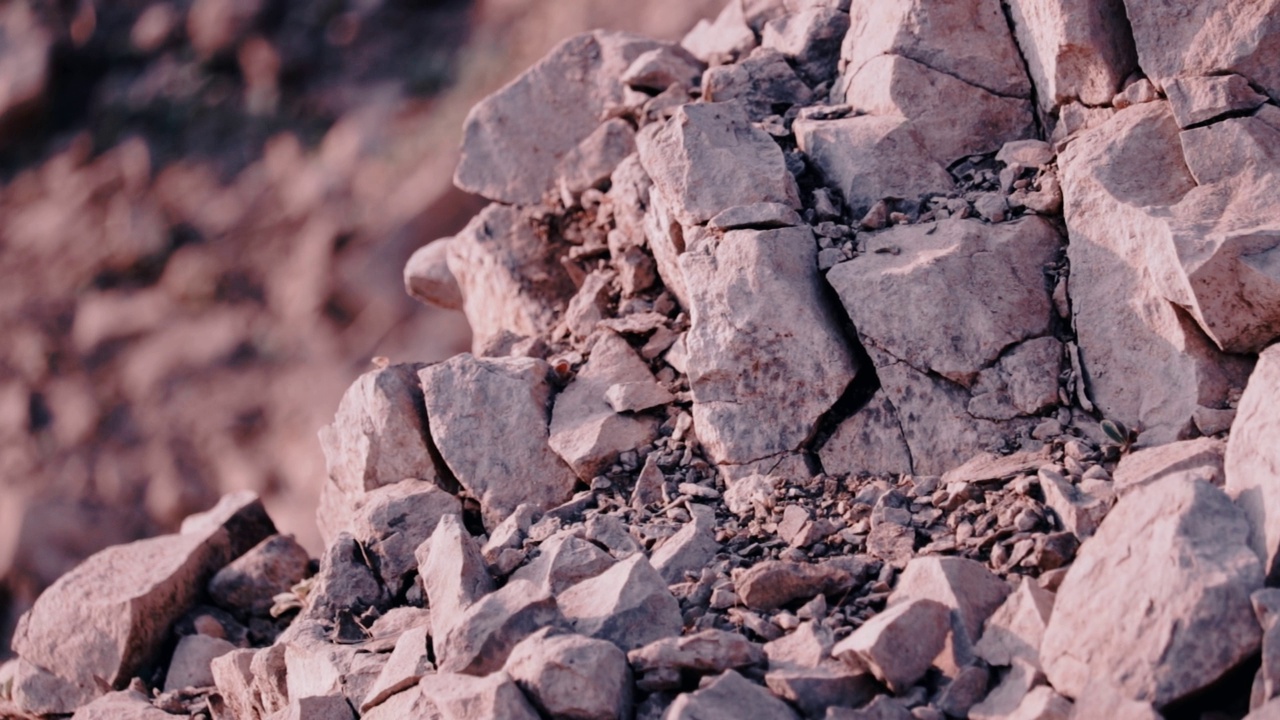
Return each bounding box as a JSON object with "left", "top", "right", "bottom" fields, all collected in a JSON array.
[
  {"left": 1226, "top": 344, "right": 1280, "bottom": 583},
  {"left": 1040, "top": 477, "right": 1262, "bottom": 706},
  {"left": 1006, "top": 0, "right": 1138, "bottom": 113}
]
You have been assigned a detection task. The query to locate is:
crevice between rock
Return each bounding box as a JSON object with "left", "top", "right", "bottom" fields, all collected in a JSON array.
[{"left": 998, "top": 0, "right": 1045, "bottom": 140}]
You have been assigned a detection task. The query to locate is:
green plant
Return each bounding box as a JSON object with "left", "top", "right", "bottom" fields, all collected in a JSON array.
[{"left": 1101, "top": 418, "right": 1139, "bottom": 454}]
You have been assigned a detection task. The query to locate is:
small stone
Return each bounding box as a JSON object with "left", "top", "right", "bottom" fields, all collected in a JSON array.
[
  {"left": 164, "top": 634, "right": 237, "bottom": 691},
  {"left": 404, "top": 239, "right": 463, "bottom": 310},
  {"left": 831, "top": 598, "right": 951, "bottom": 693},
  {"left": 361, "top": 625, "right": 431, "bottom": 713},
  {"left": 436, "top": 579, "right": 561, "bottom": 676},
  {"left": 505, "top": 628, "right": 632, "bottom": 720},
  {"left": 666, "top": 670, "right": 800, "bottom": 720},
  {"left": 208, "top": 533, "right": 310, "bottom": 617},
  {"left": 651, "top": 504, "right": 720, "bottom": 584},
  {"left": 558, "top": 554, "right": 682, "bottom": 651},
  {"left": 733, "top": 557, "right": 872, "bottom": 611}
]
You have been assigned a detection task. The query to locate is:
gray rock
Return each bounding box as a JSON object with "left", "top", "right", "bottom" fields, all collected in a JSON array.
[
  {"left": 734, "top": 557, "right": 872, "bottom": 612},
  {"left": 455, "top": 31, "right": 662, "bottom": 204},
  {"left": 356, "top": 479, "right": 462, "bottom": 591},
  {"left": 761, "top": 7, "right": 850, "bottom": 85},
  {"left": 558, "top": 554, "right": 682, "bottom": 651},
  {"left": 209, "top": 533, "right": 311, "bottom": 617},
  {"left": 361, "top": 625, "right": 431, "bottom": 713},
  {"left": 505, "top": 628, "right": 632, "bottom": 720},
  {"left": 651, "top": 503, "right": 720, "bottom": 583},
  {"left": 1005, "top": 0, "right": 1138, "bottom": 113},
  {"left": 636, "top": 101, "right": 799, "bottom": 227},
  {"left": 511, "top": 533, "right": 615, "bottom": 595},
  {"left": 421, "top": 354, "right": 578, "bottom": 530},
  {"left": 968, "top": 658, "right": 1043, "bottom": 720},
  {"left": 549, "top": 331, "right": 662, "bottom": 480},
  {"left": 418, "top": 671, "right": 542, "bottom": 720},
  {"left": 666, "top": 669, "right": 800, "bottom": 720},
  {"left": 935, "top": 664, "right": 992, "bottom": 718},
  {"left": 702, "top": 48, "right": 813, "bottom": 120},
  {"left": 436, "top": 579, "right": 561, "bottom": 676},
  {"left": 404, "top": 238, "right": 463, "bottom": 310},
  {"left": 825, "top": 695, "right": 913, "bottom": 720},
  {"left": 306, "top": 533, "right": 384, "bottom": 622},
  {"left": 280, "top": 696, "right": 354, "bottom": 720},
  {"left": 794, "top": 115, "right": 953, "bottom": 218},
  {"left": 1227, "top": 344, "right": 1280, "bottom": 582},
  {"left": 557, "top": 118, "right": 637, "bottom": 197},
  {"left": 973, "top": 578, "right": 1055, "bottom": 669},
  {"left": 164, "top": 633, "right": 236, "bottom": 690},
  {"left": 680, "top": 225, "right": 858, "bottom": 475},
  {"left": 1040, "top": 477, "right": 1263, "bottom": 706},
  {"left": 418, "top": 513, "right": 495, "bottom": 648},
  {"left": 832, "top": 598, "right": 951, "bottom": 693}
]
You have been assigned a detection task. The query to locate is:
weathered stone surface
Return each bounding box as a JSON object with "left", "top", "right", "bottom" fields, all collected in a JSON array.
[
  {"left": 418, "top": 671, "right": 542, "bottom": 720},
  {"left": 549, "top": 331, "right": 663, "bottom": 479},
  {"left": 974, "top": 578, "right": 1055, "bottom": 669},
  {"left": 511, "top": 533, "right": 615, "bottom": 595},
  {"left": 1121, "top": 0, "right": 1280, "bottom": 101},
  {"left": 936, "top": 664, "right": 992, "bottom": 718},
  {"left": 558, "top": 554, "right": 682, "bottom": 651},
  {"left": 1006, "top": 0, "right": 1138, "bottom": 112},
  {"left": 1059, "top": 101, "right": 1257, "bottom": 443},
  {"left": 421, "top": 354, "right": 578, "bottom": 530},
  {"left": 211, "top": 649, "right": 257, "bottom": 720},
  {"left": 666, "top": 670, "right": 800, "bottom": 720},
  {"left": 280, "top": 695, "right": 355, "bottom": 720},
  {"left": 208, "top": 533, "right": 310, "bottom": 617},
  {"left": 832, "top": 598, "right": 951, "bottom": 692},
  {"left": 681, "top": 0, "right": 758, "bottom": 64},
  {"left": 636, "top": 101, "right": 799, "bottom": 227},
  {"left": 404, "top": 238, "right": 463, "bottom": 310},
  {"left": 11, "top": 493, "right": 273, "bottom": 714},
  {"left": 734, "top": 557, "right": 871, "bottom": 611},
  {"left": 1227, "top": 344, "right": 1280, "bottom": 583},
  {"left": 1254, "top": 589, "right": 1280, "bottom": 709},
  {"left": 817, "top": 391, "right": 913, "bottom": 477},
  {"left": 1041, "top": 477, "right": 1263, "bottom": 706},
  {"left": 680, "top": 225, "right": 858, "bottom": 474},
  {"left": 557, "top": 118, "right": 637, "bottom": 197},
  {"left": 630, "top": 629, "right": 764, "bottom": 686},
  {"left": 968, "top": 338, "right": 1063, "bottom": 421},
  {"left": 842, "top": 0, "right": 1031, "bottom": 99},
  {"left": 455, "top": 31, "right": 662, "bottom": 204},
  {"left": 968, "top": 658, "right": 1043, "bottom": 720},
  {"left": 68, "top": 689, "right": 172, "bottom": 720},
  {"left": 361, "top": 625, "right": 431, "bottom": 712},
  {"left": 980, "top": 685, "right": 1072, "bottom": 720},
  {"left": 840, "top": 53, "right": 1035, "bottom": 166},
  {"left": 249, "top": 644, "right": 288, "bottom": 718},
  {"left": 1038, "top": 467, "right": 1110, "bottom": 539},
  {"left": 418, "top": 513, "right": 495, "bottom": 649},
  {"left": 505, "top": 628, "right": 632, "bottom": 720},
  {"left": 764, "top": 621, "right": 833, "bottom": 669},
  {"left": 765, "top": 661, "right": 879, "bottom": 717},
  {"left": 436, "top": 579, "right": 561, "bottom": 676},
  {"left": 1165, "top": 74, "right": 1268, "bottom": 129},
  {"left": 164, "top": 633, "right": 236, "bottom": 690},
  {"left": 702, "top": 48, "right": 813, "bottom": 120},
  {"left": 889, "top": 557, "right": 1011, "bottom": 650},
  {"left": 279, "top": 621, "right": 363, "bottom": 703},
  {"left": 621, "top": 46, "right": 704, "bottom": 92},
  {"left": 761, "top": 8, "right": 849, "bottom": 85},
  {"left": 795, "top": 115, "right": 953, "bottom": 218},
  {"left": 650, "top": 503, "right": 719, "bottom": 583},
  {"left": 354, "top": 479, "right": 462, "bottom": 591},
  {"left": 444, "top": 205, "right": 577, "bottom": 355},
  {"left": 826, "top": 695, "right": 914, "bottom": 720},
  {"left": 708, "top": 202, "right": 802, "bottom": 231},
  {"left": 306, "top": 533, "right": 385, "bottom": 621}
]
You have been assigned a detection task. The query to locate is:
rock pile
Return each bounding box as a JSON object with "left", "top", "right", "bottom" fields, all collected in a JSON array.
[{"left": 4, "top": 0, "right": 1280, "bottom": 718}]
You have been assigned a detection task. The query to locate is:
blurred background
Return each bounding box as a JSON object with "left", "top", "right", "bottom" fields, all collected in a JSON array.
[{"left": 0, "top": 0, "right": 725, "bottom": 657}]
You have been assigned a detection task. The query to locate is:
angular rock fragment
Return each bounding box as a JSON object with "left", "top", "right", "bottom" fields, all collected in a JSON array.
[
  {"left": 361, "top": 625, "right": 431, "bottom": 713},
  {"left": 622, "top": 46, "right": 704, "bottom": 92},
  {"left": 418, "top": 671, "right": 542, "bottom": 720},
  {"left": 795, "top": 115, "right": 953, "bottom": 218},
  {"left": 209, "top": 533, "right": 311, "bottom": 617},
  {"left": 1005, "top": 0, "right": 1138, "bottom": 112},
  {"left": 818, "top": 392, "right": 914, "bottom": 477},
  {"left": 708, "top": 202, "right": 802, "bottom": 231},
  {"left": 67, "top": 689, "right": 172, "bottom": 720},
  {"left": 968, "top": 338, "right": 1063, "bottom": 421},
  {"left": 210, "top": 649, "right": 257, "bottom": 720},
  {"left": 404, "top": 238, "right": 463, "bottom": 310},
  {"left": 832, "top": 598, "right": 951, "bottom": 692},
  {"left": 436, "top": 579, "right": 561, "bottom": 676},
  {"left": 888, "top": 556, "right": 1011, "bottom": 653},
  {"left": 421, "top": 354, "right": 578, "bottom": 529},
  {"left": 355, "top": 479, "right": 462, "bottom": 591},
  {"left": 511, "top": 533, "right": 615, "bottom": 595},
  {"left": 1040, "top": 477, "right": 1263, "bottom": 706},
  {"left": 505, "top": 628, "right": 632, "bottom": 720},
  {"left": 680, "top": 225, "right": 858, "bottom": 475},
  {"left": 306, "top": 533, "right": 384, "bottom": 622},
  {"left": 558, "top": 554, "right": 682, "bottom": 651},
  {"left": 636, "top": 101, "right": 799, "bottom": 227},
  {"left": 968, "top": 658, "right": 1044, "bottom": 720},
  {"left": 733, "top": 557, "right": 871, "bottom": 611},
  {"left": 973, "top": 578, "right": 1055, "bottom": 669},
  {"left": 455, "top": 31, "right": 662, "bottom": 204},
  {"left": 630, "top": 629, "right": 765, "bottom": 689},
  {"left": 1114, "top": 436, "right": 1226, "bottom": 495},
  {"left": 549, "top": 331, "right": 663, "bottom": 479},
  {"left": 1165, "top": 74, "right": 1268, "bottom": 129},
  {"left": 279, "top": 696, "right": 354, "bottom": 720},
  {"left": 418, "top": 513, "right": 495, "bottom": 646},
  {"left": 556, "top": 119, "right": 637, "bottom": 197},
  {"left": 165, "top": 633, "right": 236, "bottom": 690},
  {"left": 650, "top": 503, "right": 720, "bottom": 583},
  {"left": 1227, "top": 344, "right": 1280, "bottom": 582},
  {"left": 702, "top": 48, "right": 813, "bottom": 120},
  {"left": 765, "top": 661, "right": 879, "bottom": 717},
  {"left": 761, "top": 7, "right": 850, "bottom": 85},
  {"left": 666, "top": 670, "right": 800, "bottom": 720}
]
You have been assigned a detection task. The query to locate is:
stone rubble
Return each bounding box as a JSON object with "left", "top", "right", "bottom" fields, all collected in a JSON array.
[{"left": 6, "top": 1, "right": 1280, "bottom": 718}]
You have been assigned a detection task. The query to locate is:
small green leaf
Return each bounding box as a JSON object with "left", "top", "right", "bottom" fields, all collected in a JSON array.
[{"left": 1101, "top": 419, "right": 1129, "bottom": 445}]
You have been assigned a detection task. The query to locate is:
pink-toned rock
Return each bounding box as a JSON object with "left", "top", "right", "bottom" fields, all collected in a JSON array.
[
  {"left": 511, "top": 533, "right": 615, "bottom": 595},
  {"left": 765, "top": 662, "right": 879, "bottom": 717},
  {"left": 832, "top": 598, "right": 951, "bottom": 692},
  {"left": 1040, "top": 477, "right": 1262, "bottom": 706},
  {"left": 1005, "top": 0, "right": 1138, "bottom": 112},
  {"left": 621, "top": 46, "right": 705, "bottom": 92},
  {"left": 186, "top": 0, "right": 263, "bottom": 58},
  {"left": 418, "top": 671, "right": 542, "bottom": 720},
  {"left": 280, "top": 695, "right": 354, "bottom": 720},
  {"left": 889, "top": 557, "right": 1011, "bottom": 651},
  {"left": 1038, "top": 467, "right": 1110, "bottom": 539},
  {"left": 404, "top": 238, "right": 463, "bottom": 310},
  {"left": 557, "top": 119, "right": 637, "bottom": 198},
  {"left": 761, "top": 7, "right": 849, "bottom": 85},
  {"left": 733, "top": 557, "right": 872, "bottom": 611},
  {"left": 351, "top": 479, "right": 462, "bottom": 591},
  {"left": 455, "top": 31, "right": 663, "bottom": 204},
  {"left": 630, "top": 629, "right": 765, "bottom": 687},
  {"left": 68, "top": 689, "right": 172, "bottom": 720},
  {"left": 681, "top": 1, "right": 758, "bottom": 63},
  {"left": 361, "top": 625, "right": 431, "bottom": 713},
  {"left": 701, "top": 48, "right": 813, "bottom": 120},
  {"left": 666, "top": 670, "right": 800, "bottom": 720},
  {"left": 1165, "top": 74, "right": 1268, "bottom": 129},
  {"left": 817, "top": 392, "right": 913, "bottom": 477},
  {"left": 208, "top": 533, "right": 310, "bottom": 617},
  {"left": 418, "top": 513, "right": 495, "bottom": 648},
  {"left": 505, "top": 628, "right": 633, "bottom": 720},
  {"left": 650, "top": 503, "right": 719, "bottom": 583},
  {"left": 1114, "top": 437, "right": 1226, "bottom": 496},
  {"left": 421, "top": 354, "right": 578, "bottom": 530},
  {"left": 164, "top": 633, "right": 237, "bottom": 691},
  {"left": 1227, "top": 344, "right": 1280, "bottom": 583},
  {"left": 973, "top": 578, "right": 1055, "bottom": 669},
  {"left": 558, "top": 554, "right": 682, "bottom": 651},
  {"left": 436, "top": 578, "right": 561, "bottom": 676}
]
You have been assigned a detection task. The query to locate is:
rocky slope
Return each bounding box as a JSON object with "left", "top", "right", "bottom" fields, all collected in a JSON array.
[{"left": 4, "top": 0, "right": 1280, "bottom": 718}]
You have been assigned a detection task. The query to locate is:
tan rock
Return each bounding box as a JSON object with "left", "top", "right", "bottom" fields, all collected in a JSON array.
[
  {"left": 505, "top": 628, "right": 632, "bottom": 720},
  {"left": 1006, "top": 0, "right": 1138, "bottom": 112},
  {"left": 1040, "top": 477, "right": 1262, "bottom": 706},
  {"left": 404, "top": 238, "right": 463, "bottom": 310},
  {"left": 558, "top": 554, "right": 682, "bottom": 651},
  {"left": 1227, "top": 344, "right": 1280, "bottom": 582},
  {"left": 832, "top": 597, "right": 951, "bottom": 693},
  {"left": 666, "top": 670, "right": 800, "bottom": 720}
]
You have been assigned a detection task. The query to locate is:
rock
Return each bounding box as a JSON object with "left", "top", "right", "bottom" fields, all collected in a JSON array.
[
  {"left": 839, "top": 53, "right": 1035, "bottom": 166},
  {"left": 208, "top": 533, "right": 310, "bottom": 617},
  {"left": 832, "top": 598, "right": 951, "bottom": 693},
  {"left": 765, "top": 661, "right": 880, "bottom": 717},
  {"left": 605, "top": 380, "right": 675, "bottom": 414},
  {"left": 702, "top": 48, "right": 813, "bottom": 120},
  {"left": 505, "top": 628, "right": 632, "bottom": 720},
  {"left": 558, "top": 554, "right": 682, "bottom": 651},
  {"left": 1040, "top": 477, "right": 1263, "bottom": 706},
  {"left": 825, "top": 695, "right": 913, "bottom": 720},
  {"left": 794, "top": 115, "right": 954, "bottom": 218},
  {"left": 630, "top": 629, "right": 765, "bottom": 688},
  {"left": 11, "top": 493, "right": 273, "bottom": 714},
  {"left": 1113, "top": 78, "right": 1160, "bottom": 109},
  {"left": 622, "top": 46, "right": 704, "bottom": 92},
  {"left": 418, "top": 671, "right": 542, "bottom": 720},
  {"left": 637, "top": 101, "right": 799, "bottom": 228},
  {"left": 1120, "top": 0, "right": 1280, "bottom": 101},
  {"left": 1113, "top": 437, "right": 1226, "bottom": 495},
  {"left": 455, "top": 31, "right": 663, "bottom": 204},
  {"left": 968, "top": 338, "right": 1063, "bottom": 420},
  {"left": 557, "top": 119, "right": 637, "bottom": 197},
  {"left": 444, "top": 205, "right": 577, "bottom": 355},
  {"left": 210, "top": 650, "right": 257, "bottom": 720},
  {"left": 361, "top": 625, "right": 431, "bottom": 713},
  {"left": 975, "top": 684, "right": 1071, "bottom": 720},
  {"left": 306, "top": 533, "right": 384, "bottom": 622},
  {"left": 968, "top": 658, "right": 1043, "bottom": 720},
  {"left": 1254, "top": 589, "right": 1280, "bottom": 707},
  {"left": 418, "top": 513, "right": 495, "bottom": 646},
  {"left": 1069, "top": 677, "right": 1163, "bottom": 719},
  {"left": 936, "top": 664, "right": 992, "bottom": 718},
  {"left": 1037, "top": 467, "right": 1109, "bottom": 539},
  {"left": 1005, "top": 0, "right": 1138, "bottom": 112},
  {"left": 650, "top": 503, "right": 720, "bottom": 583},
  {"left": 888, "top": 557, "right": 1011, "bottom": 653},
  {"left": 186, "top": 0, "right": 263, "bottom": 58},
  {"left": 164, "top": 633, "right": 237, "bottom": 690},
  {"left": 1227, "top": 344, "right": 1280, "bottom": 582},
  {"left": 68, "top": 689, "right": 172, "bottom": 720},
  {"left": 279, "top": 621, "right": 364, "bottom": 703},
  {"left": 828, "top": 217, "right": 1061, "bottom": 387},
  {"left": 549, "top": 331, "right": 663, "bottom": 479},
  {"left": 404, "top": 239, "right": 463, "bottom": 310},
  {"left": 734, "top": 557, "right": 872, "bottom": 611},
  {"left": 1059, "top": 101, "right": 1256, "bottom": 443},
  {"left": 352, "top": 479, "right": 461, "bottom": 591},
  {"left": 511, "top": 533, "right": 615, "bottom": 594},
  {"left": 421, "top": 354, "right": 578, "bottom": 529},
  {"left": 973, "top": 578, "right": 1055, "bottom": 669},
  {"left": 1165, "top": 74, "right": 1268, "bottom": 129},
  {"left": 680, "top": 225, "right": 858, "bottom": 475},
  {"left": 681, "top": 0, "right": 758, "bottom": 63},
  {"left": 764, "top": 621, "right": 833, "bottom": 668},
  {"left": 436, "top": 579, "right": 560, "bottom": 676},
  {"left": 249, "top": 645, "right": 288, "bottom": 717},
  {"left": 817, "top": 392, "right": 914, "bottom": 477},
  {"left": 280, "top": 696, "right": 355, "bottom": 720},
  {"left": 0, "top": 3, "right": 51, "bottom": 144},
  {"left": 841, "top": 0, "right": 1031, "bottom": 99},
  {"left": 761, "top": 8, "right": 850, "bottom": 85},
  {"left": 666, "top": 670, "right": 800, "bottom": 720},
  {"left": 708, "top": 202, "right": 803, "bottom": 231}
]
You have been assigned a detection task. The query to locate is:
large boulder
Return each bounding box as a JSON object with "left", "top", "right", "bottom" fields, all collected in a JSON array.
[
  {"left": 1226, "top": 344, "right": 1280, "bottom": 583},
  {"left": 1040, "top": 477, "right": 1263, "bottom": 706},
  {"left": 1005, "top": 0, "right": 1138, "bottom": 113}
]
